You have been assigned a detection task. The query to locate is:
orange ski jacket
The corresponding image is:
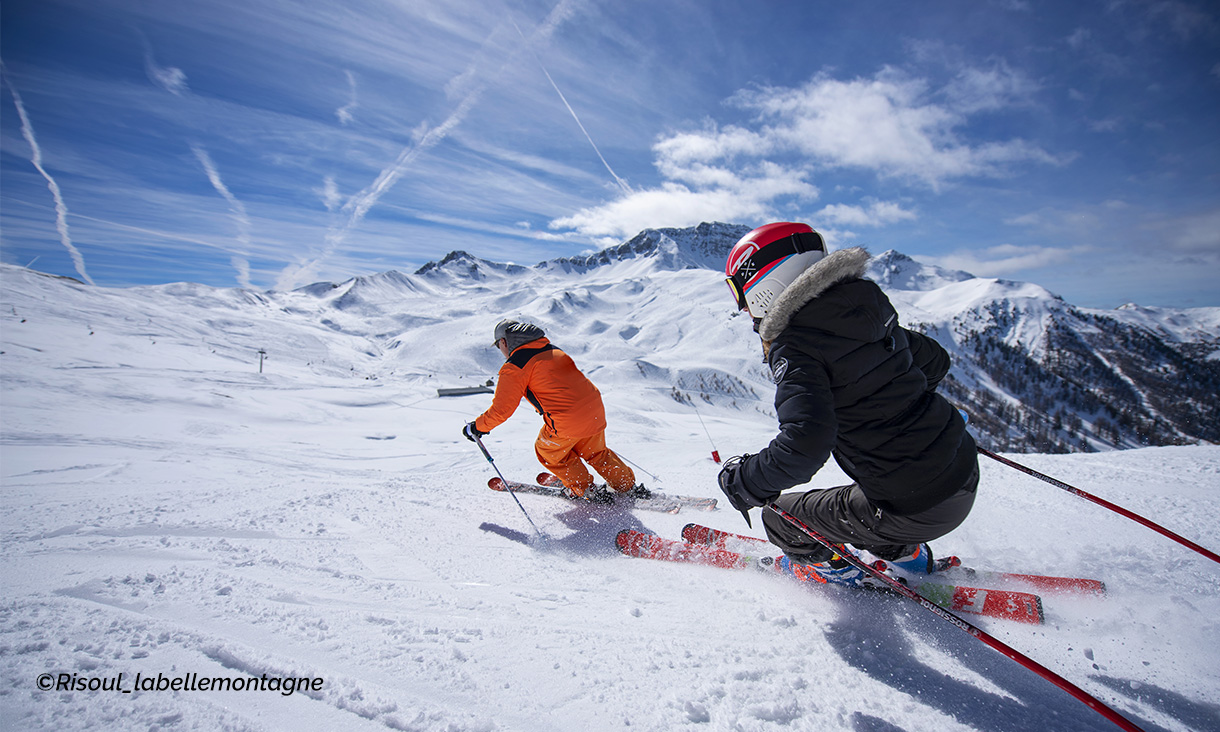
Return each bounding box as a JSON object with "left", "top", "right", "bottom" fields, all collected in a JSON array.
[{"left": 474, "top": 337, "right": 607, "bottom": 439}]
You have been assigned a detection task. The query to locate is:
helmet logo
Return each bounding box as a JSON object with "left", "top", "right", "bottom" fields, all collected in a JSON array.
[{"left": 727, "top": 242, "right": 760, "bottom": 278}]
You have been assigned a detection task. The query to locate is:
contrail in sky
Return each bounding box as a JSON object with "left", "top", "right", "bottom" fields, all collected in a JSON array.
[
  {"left": 137, "top": 35, "right": 250, "bottom": 287},
  {"left": 275, "top": 94, "right": 481, "bottom": 289},
  {"left": 275, "top": 0, "right": 578, "bottom": 290},
  {"left": 191, "top": 144, "right": 253, "bottom": 288},
  {"left": 512, "top": 19, "right": 632, "bottom": 195},
  {"left": 2, "top": 67, "right": 95, "bottom": 285}
]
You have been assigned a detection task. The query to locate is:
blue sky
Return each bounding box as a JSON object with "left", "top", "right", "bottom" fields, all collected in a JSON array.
[{"left": 2, "top": 0, "right": 1218, "bottom": 308}]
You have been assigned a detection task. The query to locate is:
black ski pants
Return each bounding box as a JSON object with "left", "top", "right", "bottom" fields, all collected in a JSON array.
[{"left": 761, "top": 464, "right": 979, "bottom": 563}]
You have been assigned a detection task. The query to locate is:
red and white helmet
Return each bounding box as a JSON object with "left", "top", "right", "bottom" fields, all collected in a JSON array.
[{"left": 725, "top": 222, "right": 825, "bottom": 319}]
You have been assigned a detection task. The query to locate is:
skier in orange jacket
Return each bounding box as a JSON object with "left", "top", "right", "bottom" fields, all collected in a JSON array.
[{"left": 463, "top": 319, "right": 650, "bottom": 503}]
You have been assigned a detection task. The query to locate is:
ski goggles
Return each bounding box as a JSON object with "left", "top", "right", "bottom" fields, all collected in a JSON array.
[{"left": 725, "top": 275, "right": 750, "bottom": 311}]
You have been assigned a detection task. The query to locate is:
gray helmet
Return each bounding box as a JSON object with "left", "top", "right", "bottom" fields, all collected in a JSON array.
[{"left": 493, "top": 319, "right": 546, "bottom": 352}]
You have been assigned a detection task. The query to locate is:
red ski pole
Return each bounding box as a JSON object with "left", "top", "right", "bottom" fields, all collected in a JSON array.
[
  {"left": 977, "top": 447, "right": 1220, "bottom": 565},
  {"left": 765, "top": 503, "right": 1146, "bottom": 732}
]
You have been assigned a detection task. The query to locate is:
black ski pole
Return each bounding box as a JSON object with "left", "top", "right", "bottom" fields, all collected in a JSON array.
[
  {"left": 764, "top": 503, "right": 1147, "bottom": 732},
  {"left": 474, "top": 435, "right": 547, "bottom": 543},
  {"left": 977, "top": 446, "right": 1220, "bottom": 565}
]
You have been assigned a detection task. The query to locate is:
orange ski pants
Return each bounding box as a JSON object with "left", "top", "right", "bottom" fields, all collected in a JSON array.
[{"left": 535, "top": 429, "right": 635, "bottom": 496}]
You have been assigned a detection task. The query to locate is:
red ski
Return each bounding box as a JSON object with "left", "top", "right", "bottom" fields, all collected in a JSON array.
[
  {"left": 682, "top": 522, "right": 764, "bottom": 549},
  {"left": 616, "top": 526, "right": 777, "bottom": 570},
  {"left": 932, "top": 556, "right": 1106, "bottom": 596},
  {"left": 683, "top": 522, "right": 1105, "bottom": 596},
  {"left": 620, "top": 530, "right": 1044, "bottom": 625}
]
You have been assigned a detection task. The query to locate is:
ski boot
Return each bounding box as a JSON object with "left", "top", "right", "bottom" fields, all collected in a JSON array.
[
  {"left": 559, "top": 482, "right": 595, "bottom": 502},
  {"left": 778, "top": 547, "right": 892, "bottom": 589},
  {"left": 884, "top": 543, "right": 934, "bottom": 575},
  {"left": 583, "top": 485, "right": 616, "bottom": 505},
  {"left": 620, "top": 483, "right": 652, "bottom": 500}
]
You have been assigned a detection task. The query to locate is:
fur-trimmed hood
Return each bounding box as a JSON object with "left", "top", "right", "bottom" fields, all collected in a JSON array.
[{"left": 757, "top": 247, "right": 871, "bottom": 342}]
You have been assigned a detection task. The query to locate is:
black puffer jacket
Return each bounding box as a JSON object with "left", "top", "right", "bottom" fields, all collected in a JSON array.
[{"left": 729, "top": 247, "right": 976, "bottom": 515}]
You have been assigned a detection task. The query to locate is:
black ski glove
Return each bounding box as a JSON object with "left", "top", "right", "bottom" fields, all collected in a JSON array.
[
  {"left": 717, "top": 454, "right": 782, "bottom": 523},
  {"left": 462, "top": 421, "right": 488, "bottom": 442},
  {"left": 717, "top": 455, "right": 752, "bottom": 512}
]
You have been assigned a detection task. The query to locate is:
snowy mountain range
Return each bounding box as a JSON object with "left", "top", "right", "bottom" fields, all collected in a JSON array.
[
  {"left": 413, "top": 222, "right": 1220, "bottom": 454},
  {"left": 863, "top": 250, "right": 1220, "bottom": 453},
  {"left": 4, "top": 221, "right": 1217, "bottom": 455}
]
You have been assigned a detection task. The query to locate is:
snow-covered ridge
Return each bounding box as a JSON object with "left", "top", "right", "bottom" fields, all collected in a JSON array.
[
  {"left": 1101, "top": 302, "right": 1220, "bottom": 350},
  {"left": 866, "top": 249, "right": 975, "bottom": 291},
  {"left": 537, "top": 222, "right": 752, "bottom": 274},
  {"left": 413, "top": 250, "right": 531, "bottom": 280}
]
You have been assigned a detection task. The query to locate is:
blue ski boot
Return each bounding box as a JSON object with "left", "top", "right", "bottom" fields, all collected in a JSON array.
[{"left": 885, "top": 543, "right": 934, "bottom": 575}]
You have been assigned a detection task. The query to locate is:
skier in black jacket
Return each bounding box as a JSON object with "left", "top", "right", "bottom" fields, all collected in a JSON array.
[{"left": 717, "top": 222, "right": 978, "bottom": 587}]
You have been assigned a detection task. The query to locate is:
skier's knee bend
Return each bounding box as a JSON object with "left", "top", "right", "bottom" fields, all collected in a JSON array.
[{"left": 761, "top": 510, "right": 835, "bottom": 564}]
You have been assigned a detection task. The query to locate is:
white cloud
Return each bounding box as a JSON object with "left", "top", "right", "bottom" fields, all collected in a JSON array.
[
  {"left": 550, "top": 66, "right": 1063, "bottom": 239},
  {"left": 551, "top": 181, "right": 797, "bottom": 238},
  {"left": 552, "top": 158, "right": 817, "bottom": 238},
  {"left": 317, "top": 176, "right": 343, "bottom": 212},
  {"left": 816, "top": 200, "right": 917, "bottom": 228},
  {"left": 653, "top": 125, "right": 773, "bottom": 169},
  {"left": 738, "top": 69, "right": 1062, "bottom": 184},
  {"left": 929, "top": 243, "right": 1080, "bottom": 277},
  {"left": 139, "top": 32, "right": 189, "bottom": 96},
  {"left": 336, "top": 70, "right": 358, "bottom": 125},
  {"left": 941, "top": 59, "right": 1040, "bottom": 113},
  {"left": 149, "top": 64, "right": 189, "bottom": 96}
]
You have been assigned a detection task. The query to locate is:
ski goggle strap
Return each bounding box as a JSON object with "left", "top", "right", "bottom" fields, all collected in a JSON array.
[{"left": 725, "top": 231, "right": 824, "bottom": 311}]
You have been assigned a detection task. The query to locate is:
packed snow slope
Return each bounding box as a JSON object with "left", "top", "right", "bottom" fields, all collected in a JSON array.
[{"left": 2, "top": 257, "right": 1219, "bottom": 732}]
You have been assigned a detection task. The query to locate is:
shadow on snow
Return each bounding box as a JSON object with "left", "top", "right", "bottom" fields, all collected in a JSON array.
[{"left": 824, "top": 589, "right": 1173, "bottom": 732}]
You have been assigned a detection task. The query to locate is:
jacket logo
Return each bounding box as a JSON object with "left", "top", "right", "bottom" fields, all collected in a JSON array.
[{"left": 770, "top": 357, "right": 789, "bottom": 384}]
